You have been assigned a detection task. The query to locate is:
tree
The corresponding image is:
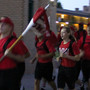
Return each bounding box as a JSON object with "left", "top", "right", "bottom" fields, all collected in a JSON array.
[{"left": 57, "top": 0, "right": 63, "bottom": 9}]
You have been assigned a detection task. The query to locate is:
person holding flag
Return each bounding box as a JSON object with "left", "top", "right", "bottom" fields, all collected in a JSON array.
[
  {"left": 30, "top": 6, "right": 57, "bottom": 90},
  {"left": 57, "top": 26, "right": 80, "bottom": 90},
  {"left": 31, "top": 23, "right": 57, "bottom": 90},
  {"left": 0, "top": 17, "right": 30, "bottom": 90}
]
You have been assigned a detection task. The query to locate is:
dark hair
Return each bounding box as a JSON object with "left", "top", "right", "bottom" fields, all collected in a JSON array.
[
  {"left": 61, "top": 26, "right": 75, "bottom": 41},
  {"left": 61, "top": 26, "right": 71, "bottom": 33},
  {"left": 79, "top": 22, "right": 83, "bottom": 31},
  {"left": 87, "top": 22, "right": 90, "bottom": 26}
]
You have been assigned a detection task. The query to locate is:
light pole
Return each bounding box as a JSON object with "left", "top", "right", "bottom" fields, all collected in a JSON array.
[{"left": 50, "top": 0, "right": 56, "bottom": 6}]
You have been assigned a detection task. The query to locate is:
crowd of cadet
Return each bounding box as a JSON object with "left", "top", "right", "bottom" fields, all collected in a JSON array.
[{"left": 0, "top": 15, "right": 90, "bottom": 90}]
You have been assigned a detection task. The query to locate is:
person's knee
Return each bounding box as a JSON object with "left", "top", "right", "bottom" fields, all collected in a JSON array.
[
  {"left": 48, "top": 81, "right": 57, "bottom": 89},
  {"left": 35, "top": 79, "right": 40, "bottom": 85},
  {"left": 88, "top": 78, "right": 90, "bottom": 86}
]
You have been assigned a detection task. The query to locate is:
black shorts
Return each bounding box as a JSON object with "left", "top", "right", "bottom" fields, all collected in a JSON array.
[
  {"left": 82, "top": 60, "right": 90, "bottom": 82},
  {"left": 0, "top": 68, "right": 18, "bottom": 88},
  {"left": 17, "top": 62, "right": 25, "bottom": 82},
  {"left": 75, "top": 60, "right": 82, "bottom": 81},
  {"left": 57, "top": 65, "right": 76, "bottom": 89},
  {"left": 35, "top": 61, "right": 53, "bottom": 82}
]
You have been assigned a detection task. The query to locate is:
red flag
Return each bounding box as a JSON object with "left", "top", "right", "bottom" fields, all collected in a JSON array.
[
  {"left": 33, "top": 7, "right": 45, "bottom": 23},
  {"left": 33, "top": 7, "right": 50, "bottom": 32}
]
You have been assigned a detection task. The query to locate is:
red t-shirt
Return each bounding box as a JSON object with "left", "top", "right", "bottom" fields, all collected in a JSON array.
[
  {"left": 45, "top": 31, "right": 58, "bottom": 47},
  {"left": 77, "top": 35, "right": 90, "bottom": 60},
  {"left": 74, "top": 30, "right": 87, "bottom": 40},
  {"left": 59, "top": 41, "right": 80, "bottom": 67},
  {"left": 0, "top": 36, "right": 29, "bottom": 70},
  {"left": 35, "top": 31, "right": 58, "bottom": 47},
  {"left": 36, "top": 39, "right": 56, "bottom": 63}
]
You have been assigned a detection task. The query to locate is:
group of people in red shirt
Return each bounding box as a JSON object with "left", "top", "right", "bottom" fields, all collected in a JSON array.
[
  {"left": 31, "top": 18, "right": 90, "bottom": 90},
  {"left": 0, "top": 15, "right": 90, "bottom": 90},
  {"left": 57, "top": 23, "right": 90, "bottom": 90}
]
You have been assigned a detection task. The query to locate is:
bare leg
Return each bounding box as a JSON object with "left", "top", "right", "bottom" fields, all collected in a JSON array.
[
  {"left": 34, "top": 79, "right": 40, "bottom": 90},
  {"left": 48, "top": 81, "right": 57, "bottom": 90},
  {"left": 41, "top": 78, "right": 46, "bottom": 89},
  {"left": 76, "top": 79, "right": 83, "bottom": 86},
  {"left": 87, "top": 78, "right": 90, "bottom": 90}
]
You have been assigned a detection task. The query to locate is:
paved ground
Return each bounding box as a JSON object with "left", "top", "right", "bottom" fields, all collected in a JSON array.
[
  {"left": 21, "top": 70, "right": 87, "bottom": 90},
  {"left": 21, "top": 73, "right": 54, "bottom": 90},
  {"left": 21, "top": 60, "right": 87, "bottom": 90}
]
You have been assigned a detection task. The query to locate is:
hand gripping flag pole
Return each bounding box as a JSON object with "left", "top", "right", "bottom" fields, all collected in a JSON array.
[{"left": 0, "top": 4, "right": 50, "bottom": 61}]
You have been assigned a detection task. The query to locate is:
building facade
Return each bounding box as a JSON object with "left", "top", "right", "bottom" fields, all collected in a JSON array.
[{"left": 56, "top": 8, "right": 90, "bottom": 32}]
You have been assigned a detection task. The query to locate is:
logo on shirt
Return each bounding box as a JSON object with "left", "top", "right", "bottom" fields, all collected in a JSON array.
[{"left": 59, "top": 48, "right": 69, "bottom": 54}]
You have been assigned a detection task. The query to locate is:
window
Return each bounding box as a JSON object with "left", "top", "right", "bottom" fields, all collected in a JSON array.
[{"left": 28, "top": 0, "right": 33, "bottom": 21}]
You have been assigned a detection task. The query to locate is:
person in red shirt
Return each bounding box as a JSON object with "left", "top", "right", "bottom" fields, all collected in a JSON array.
[
  {"left": 77, "top": 23, "right": 90, "bottom": 90},
  {"left": 30, "top": 22, "right": 57, "bottom": 90},
  {"left": 70, "top": 25, "right": 84, "bottom": 89},
  {"left": 0, "top": 17, "right": 30, "bottom": 90},
  {"left": 34, "top": 23, "right": 58, "bottom": 48},
  {"left": 74, "top": 22, "right": 87, "bottom": 40},
  {"left": 33, "top": 19, "right": 58, "bottom": 90},
  {"left": 70, "top": 26, "right": 77, "bottom": 42},
  {"left": 45, "top": 30, "right": 58, "bottom": 47},
  {"left": 57, "top": 26, "right": 80, "bottom": 90}
]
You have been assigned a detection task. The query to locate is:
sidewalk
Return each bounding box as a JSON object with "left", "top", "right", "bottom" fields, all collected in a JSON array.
[
  {"left": 21, "top": 74, "right": 34, "bottom": 90},
  {"left": 21, "top": 70, "right": 86, "bottom": 90},
  {"left": 21, "top": 73, "right": 52, "bottom": 90}
]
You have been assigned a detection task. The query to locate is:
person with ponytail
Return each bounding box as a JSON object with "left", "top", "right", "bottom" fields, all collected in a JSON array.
[{"left": 57, "top": 26, "right": 80, "bottom": 90}]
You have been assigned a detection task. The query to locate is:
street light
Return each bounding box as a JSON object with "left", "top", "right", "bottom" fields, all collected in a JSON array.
[
  {"left": 61, "top": 14, "right": 64, "bottom": 19},
  {"left": 50, "top": 0, "right": 55, "bottom": 2},
  {"left": 60, "top": 14, "right": 64, "bottom": 22},
  {"left": 61, "top": 24, "right": 64, "bottom": 26},
  {"left": 49, "top": 0, "right": 56, "bottom": 6}
]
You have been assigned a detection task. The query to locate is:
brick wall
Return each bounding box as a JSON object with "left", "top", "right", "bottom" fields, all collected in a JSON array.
[{"left": 0, "top": 0, "right": 26, "bottom": 35}]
